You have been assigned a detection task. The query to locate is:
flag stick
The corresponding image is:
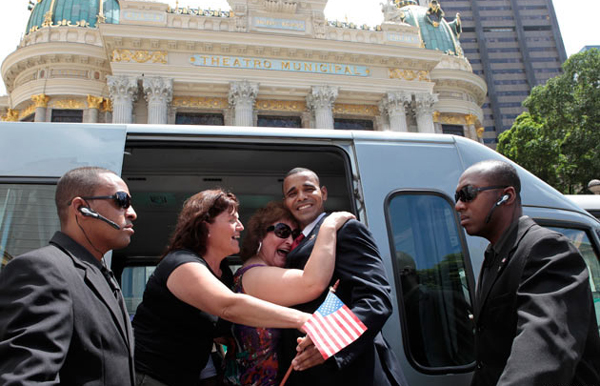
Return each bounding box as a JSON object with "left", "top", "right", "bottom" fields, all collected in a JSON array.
[{"left": 279, "top": 280, "right": 340, "bottom": 386}]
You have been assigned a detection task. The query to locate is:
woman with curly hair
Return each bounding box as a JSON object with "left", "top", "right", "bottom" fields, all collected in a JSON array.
[
  {"left": 227, "top": 201, "right": 353, "bottom": 386},
  {"left": 133, "top": 190, "right": 312, "bottom": 386}
]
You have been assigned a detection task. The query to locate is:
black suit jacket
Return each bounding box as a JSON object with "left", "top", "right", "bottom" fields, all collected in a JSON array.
[
  {"left": 471, "top": 216, "right": 600, "bottom": 386},
  {"left": 281, "top": 216, "right": 406, "bottom": 386},
  {"left": 0, "top": 232, "right": 135, "bottom": 386}
]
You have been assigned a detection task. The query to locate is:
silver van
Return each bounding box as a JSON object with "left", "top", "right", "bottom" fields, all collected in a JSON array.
[
  {"left": 1, "top": 122, "right": 599, "bottom": 386},
  {"left": 566, "top": 195, "right": 600, "bottom": 220}
]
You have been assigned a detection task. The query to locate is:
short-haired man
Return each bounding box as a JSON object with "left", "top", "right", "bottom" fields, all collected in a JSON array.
[
  {"left": 280, "top": 167, "right": 405, "bottom": 386},
  {"left": 455, "top": 159, "right": 600, "bottom": 386},
  {"left": 0, "top": 166, "right": 138, "bottom": 385}
]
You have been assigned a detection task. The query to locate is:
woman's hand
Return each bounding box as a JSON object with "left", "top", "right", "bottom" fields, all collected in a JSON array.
[{"left": 322, "top": 211, "right": 355, "bottom": 231}]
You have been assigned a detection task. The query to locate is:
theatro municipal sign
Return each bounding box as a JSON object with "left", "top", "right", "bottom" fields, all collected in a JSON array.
[{"left": 190, "top": 55, "right": 371, "bottom": 77}]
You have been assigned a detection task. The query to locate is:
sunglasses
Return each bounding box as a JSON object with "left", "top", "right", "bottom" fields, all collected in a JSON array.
[
  {"left": 80, "top": 191, "right": 132, "bottom": 209},
  {"left": 455, "top": 185, "right": 508, "bottom": 203},
  {"left": 266, "top": 223, "right": 301, "bottom": 239}
]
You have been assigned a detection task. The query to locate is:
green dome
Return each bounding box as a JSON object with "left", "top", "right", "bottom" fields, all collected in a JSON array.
[
  {"left": 400, "top": 3, "right": 463, "bottom": 56},
  {"left": 26, "top": 0, "right": 119, "bottom": 34}
]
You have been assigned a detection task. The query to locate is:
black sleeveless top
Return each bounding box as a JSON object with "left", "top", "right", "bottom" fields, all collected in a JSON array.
[{"left": 133, "top": 249, "right": 232, "bottom": 386}]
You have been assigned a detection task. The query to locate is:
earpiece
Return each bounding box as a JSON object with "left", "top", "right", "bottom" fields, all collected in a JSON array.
[
  {"left": 79, "top": 207, "right": 96, "bottom": 216},
  {"left": 486, "top": 194, "right": 511, "bottom": 224},
  {"left": 78, "top": 206, "right": 121, "bottom": 230},
  {"left": 496, "top": 194, "right": 510, "bottom": 206}
]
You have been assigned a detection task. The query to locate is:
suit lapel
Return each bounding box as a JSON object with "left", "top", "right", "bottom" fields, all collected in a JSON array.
[
  {"left": 59, "top": 246, "right": 132, "bottom": 350},
  {"left": 476, "top": 217, "right": 536, "bottom": 316},
  {"left": 83, "top": 267, "right": 131, "bottom": 347},
  {"left": 286, "top": 215, "right": 326, "bottom": 268}
]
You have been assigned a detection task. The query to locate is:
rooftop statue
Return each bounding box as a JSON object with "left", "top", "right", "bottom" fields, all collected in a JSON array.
[{"left": 381, "top": 0, "right": 409, "bottom": 25}]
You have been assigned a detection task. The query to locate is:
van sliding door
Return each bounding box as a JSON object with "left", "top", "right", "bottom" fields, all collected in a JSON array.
[
  {"left": 117, "top": 137, "right": 355, "bottom": 318},
  {"left": 353, "top": 137, "right": 475, "bottom": 385}
]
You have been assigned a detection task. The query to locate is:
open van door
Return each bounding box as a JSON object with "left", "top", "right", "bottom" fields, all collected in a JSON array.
[
  {"left": 352, "top": 133, "right": 476, "bottom": 386},
  {"left": 0, "top": 122, "right": 128, "bottom": 269}
]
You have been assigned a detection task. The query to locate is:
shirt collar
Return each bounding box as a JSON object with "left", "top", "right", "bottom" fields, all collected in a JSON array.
[
  {"left": 301, "top": 212, "right": 327, "bottom": 237},
  {"left": 50, "top": 231, "right": 104, "bottom": 270},
  {"left": 490, "top": 216, "right": 523, "bottom": 257}
]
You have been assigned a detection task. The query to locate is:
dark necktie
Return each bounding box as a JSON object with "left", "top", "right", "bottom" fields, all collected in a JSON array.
[
  {"left": 478, "top": 248, "right": 496, "bottom": 294},
  {"left": 291, "top": 233, "right": 305, "bottom": 250},
  {"left": 100, "top": 263, "right": 128, "bottom": 321}
]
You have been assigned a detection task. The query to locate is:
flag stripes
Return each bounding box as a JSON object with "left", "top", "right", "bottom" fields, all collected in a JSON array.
[{"left": 302, "top": 292, "right": 367, "bottom": 360}]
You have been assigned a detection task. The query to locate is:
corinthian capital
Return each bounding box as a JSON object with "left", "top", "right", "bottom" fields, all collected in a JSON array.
[
  {"left": 228, "top": 80, "right": 259, "bottom": 107},
  {"left": 379, "top": 91, "right": 411, "bottom": 114},
  {"left": 107, "top": 75, "right": 140, "bottom": 103},
  {"left": 143, "top": 77, "right": 174, "bottom": 104},
  {"left": 306, "top": 86, "right": 339, "bottom": 111},
  {"left": 414, "top": 92, "right": 439, "bottom": 114}
]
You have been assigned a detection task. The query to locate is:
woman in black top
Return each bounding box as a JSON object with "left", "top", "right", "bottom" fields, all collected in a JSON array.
[{"left": 133, "top": 190, "right": 310, "bottom": 386}]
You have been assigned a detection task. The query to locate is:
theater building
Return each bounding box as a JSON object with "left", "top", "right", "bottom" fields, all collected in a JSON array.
[{"left": 1, "top": 0, "right": 486, "bottom": 141}]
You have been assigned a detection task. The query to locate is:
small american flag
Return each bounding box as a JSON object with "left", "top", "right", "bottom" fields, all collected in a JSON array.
[{"left": 302, "top": 290, "right": 368, "bottom": 360}]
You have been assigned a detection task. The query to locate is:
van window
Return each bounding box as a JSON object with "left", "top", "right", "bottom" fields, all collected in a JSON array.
[
  {"left": 0, "top": 184, "right": 60, "bottom": 271},
  {"left": 121, "top": 265, "right": 156, "bottom": 318},
  {"left": 386, "top": 192, "right": 475, "bottom": 370},
  {"left": 547, "top": 226, "right": 600, "bottom": 328}
]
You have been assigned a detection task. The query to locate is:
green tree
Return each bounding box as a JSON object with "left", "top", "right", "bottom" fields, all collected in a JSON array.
[{"left": 497, "top": 49, "right": 600, "bottom": 193}]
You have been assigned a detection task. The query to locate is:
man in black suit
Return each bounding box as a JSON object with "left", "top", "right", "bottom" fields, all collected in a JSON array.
[
  {"left": 279, "top": 167, "right": 405, "bottom": 386},
  {"left": 0, "top": 166, "right": 137, "bottom": 386},
  {"left": 455, "top": 160, "right": 600, "bottom": 386}
]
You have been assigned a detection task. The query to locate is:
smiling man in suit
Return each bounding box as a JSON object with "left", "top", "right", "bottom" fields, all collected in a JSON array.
[
  {"left": 279, "top": 167, "right": 405, "bottom": 386},
  {"left": 0, "top": 166, "right": 137, "bottom": 386},
  {"left": 455, "top": 159, "right": 600, "bottom": 386}
]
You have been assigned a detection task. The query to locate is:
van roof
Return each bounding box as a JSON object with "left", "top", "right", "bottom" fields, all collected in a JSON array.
[{"left": 565, "top": 195, "right": 600, "bottom": 211}]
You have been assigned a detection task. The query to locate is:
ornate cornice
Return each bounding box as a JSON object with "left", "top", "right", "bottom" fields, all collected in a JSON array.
[
  {"left": 49, "top": 99, "right": 85, "bottom": 109},
  {"left": 111, "top": 49, "right": 168, "bottom": 64},
  {"left": 101, "top": 98, "right": 113, "bottom": 112},
  {"left": 389, "top": 68, "right": 431, "bottom": 82},
  {"left": 333, "top": 103, "right": 379, "bottom": 116},
  {"left": 87, "top": 95, "right": 104, "bottom": 109},
  {"left": 433, "top": 111, "right": 481, "bottom": 127},
  {"left": 2, "top": 109, "right": 20, "bottom": 121},
  {"left": 255, "top": 100, "right": 306, "bottom": 112},
  {"left": 172, "top": 97, "right": 228, "bottom": 110},
  {"left": 31, "top": 94, "right": 49, "bottom": 108},
  {"left": 20, "top": 104, "right": 37, "bottom": 119}
]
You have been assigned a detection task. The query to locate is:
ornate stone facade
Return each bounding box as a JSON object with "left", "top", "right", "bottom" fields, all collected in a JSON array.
[{"left": 1, "top": 0, "right": 486, "bottom": 143}]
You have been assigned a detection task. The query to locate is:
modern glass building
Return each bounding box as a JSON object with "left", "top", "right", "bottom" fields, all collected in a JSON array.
[{"left": 439, "top": 0, "right": 567, "bottom": 146}]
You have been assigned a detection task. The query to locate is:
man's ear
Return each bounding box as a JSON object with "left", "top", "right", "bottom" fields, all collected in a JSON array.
[
  {"left": 505, "top": 186, "right": 517, "bottom": 204},
  {"left": 70, "top": 197, "right": 86, "bottom": 215},
  {"left": 321, "top": 185, "right": 328, "bottom": 201}
]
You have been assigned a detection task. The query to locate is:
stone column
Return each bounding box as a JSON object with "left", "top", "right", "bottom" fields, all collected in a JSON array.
[
  {"left": 228, "top": 81, "right": 259, "bottom": 127},
  {"left": 107, "top": 75, "right": 139, "bottom": 124},
  {"left": 414, "top": 93, "right": 439, "bottom": 134},
  {"left": 379, "top": 91, "right": 411, "bottom": 132},
  {"left": 31, "top": 94, "right": 49, "bottom": 122},
  {"left": 143, "top": 77, "right": 173, "bottom": 124},
  {"left": 306, "top": 86, "right": 338, "bottom": 129},
  {"left": 87, "top": 95, "right": 104, "bottom": 123}
]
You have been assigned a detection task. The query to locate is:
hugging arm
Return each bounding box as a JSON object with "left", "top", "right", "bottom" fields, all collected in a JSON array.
[{"left": 241, "top": 211, "right": 355, "bottom": 306}]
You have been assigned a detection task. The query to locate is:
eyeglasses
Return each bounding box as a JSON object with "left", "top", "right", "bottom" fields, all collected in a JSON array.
[
  {"left": 79, "top": 191, "right": 132, "bottom": 209},
  {"left": 455, "top": 185, "right": 508, "bottom": 203},
  {"left": 266, "top": 223, "right": 301, "bottom": 239}
]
